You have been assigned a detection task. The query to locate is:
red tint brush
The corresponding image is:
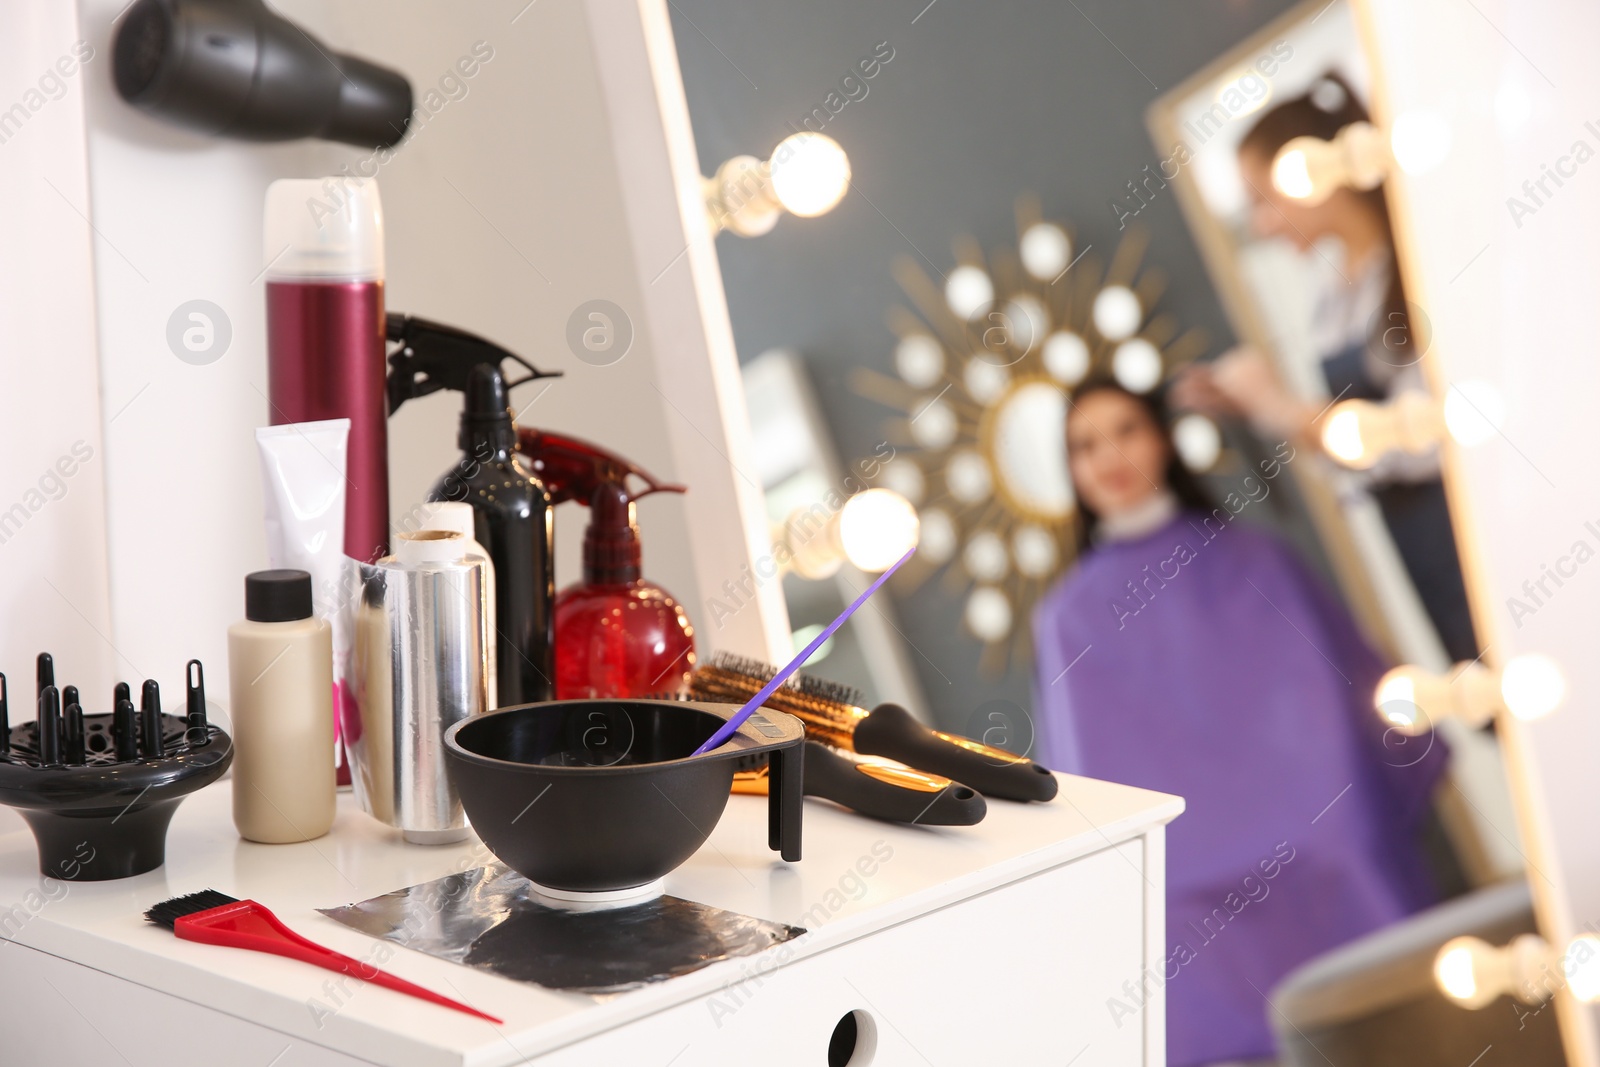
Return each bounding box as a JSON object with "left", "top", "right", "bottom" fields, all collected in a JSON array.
[{"left": 145, "top": 890, "right": 501, "bottom": 1024}]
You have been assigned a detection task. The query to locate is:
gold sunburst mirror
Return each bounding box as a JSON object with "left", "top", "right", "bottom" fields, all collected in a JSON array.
[{"left": 855, "top": 195, "right": 1220, "bottom": 670}]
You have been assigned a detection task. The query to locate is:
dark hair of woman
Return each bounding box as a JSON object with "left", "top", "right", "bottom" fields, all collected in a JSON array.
[
  {"left": 1069, "top": 377, "right": 1213, "bottom": 552},
  {"left": 1238, "top": 71, "right": 1413, "bottom": 368}
]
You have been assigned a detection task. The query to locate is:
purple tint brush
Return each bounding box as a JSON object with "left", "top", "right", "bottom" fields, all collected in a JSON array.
[{"left": 691, "top": 546, "right": 916, "bottom": 756}]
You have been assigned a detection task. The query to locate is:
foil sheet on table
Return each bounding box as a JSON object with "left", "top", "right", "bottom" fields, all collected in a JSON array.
[{"left": 318, "top": 864, "right": 806, "bottom": 995}]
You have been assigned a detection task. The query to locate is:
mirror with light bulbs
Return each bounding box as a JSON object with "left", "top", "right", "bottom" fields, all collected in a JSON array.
[
  {"left": 1149, "top": 0, "right": 1600, "bottom": 1053},
  {"left": 664, "top": 0, "right": 1592, "bottom": 1059}
]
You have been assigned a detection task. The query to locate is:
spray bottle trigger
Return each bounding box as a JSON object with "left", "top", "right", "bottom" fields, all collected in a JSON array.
[
  {"left": 517, "top": 429, "right": 686, "bottom": 508},
  {"left": 384, "top": 312, "right": 562, "bottom": 416}
]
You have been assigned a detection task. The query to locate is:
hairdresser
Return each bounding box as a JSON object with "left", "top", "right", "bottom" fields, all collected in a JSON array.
[{"left": 1173, "top": 73, "right": 1478, "bottom": 663}]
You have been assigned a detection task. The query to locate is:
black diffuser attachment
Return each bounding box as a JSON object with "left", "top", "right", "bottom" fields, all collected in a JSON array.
[
  {"left": 112, "top": 0, "right": 413, "bottom": 149},
  {"left": 0, "top": 654, "right": 232, "bottom": 881}
]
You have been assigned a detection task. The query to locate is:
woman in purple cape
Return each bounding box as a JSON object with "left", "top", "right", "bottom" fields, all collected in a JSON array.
[{"left": 1032, "top": 380, "right": 1447, "bottom": 1067}]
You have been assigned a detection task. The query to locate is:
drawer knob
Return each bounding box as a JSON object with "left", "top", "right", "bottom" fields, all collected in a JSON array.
[{"left": 828, "top": 1009, "right": 879, "bottom": 1066}]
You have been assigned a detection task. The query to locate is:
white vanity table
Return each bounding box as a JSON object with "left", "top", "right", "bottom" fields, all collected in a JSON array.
[{"left": 0, "top": 774, "right": 1179, "bottom": 1066}]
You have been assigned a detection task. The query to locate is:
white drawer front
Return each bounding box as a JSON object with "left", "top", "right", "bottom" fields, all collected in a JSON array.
[{"left": 531, "top": 836, "right": 1153, "bottom": 1067}]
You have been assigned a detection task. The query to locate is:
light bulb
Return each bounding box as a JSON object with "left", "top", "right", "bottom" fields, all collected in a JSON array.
[
  {"left": 1272, "top": 123, "right": 1389, "bottom": 205},
  {"left": 1321, "top": 405, "right": 1367, "bottom": 466},
  {"left": 1173, "top": 413, "right": 1222, "bottom": 471},
  {"left": 1000, "top": 294, "right": 1049, "bottom": 355},
  {"left": 877, "top": 458, "right": 925, "bottom": 505},
  {"left": 1320, "top": 394, "right": 1442, "bottom": 470},
  {"left": 708, "top": 154, "right": 782, "bottom": 236},
  {"left": 1375, "top": 672, "right": 1416, "bottom": 708},
  {"left": 908, "top": 400, "right": 957, "bottom": 450},
  {"left": 1092, "top": 286, "right": 1141, "bottom": 341},
  {"left": 919, "top": 508, "right": 956, "bottom": 564},
  {"left": 1112, "top": 338, "right": 1163, "bottom": 393},
  {"left": 1043, "top": 331, "right": 1090, "bottom": 385},
  {"left": 1435, "top": 938, "right": 1487, "bottom": 1007},
  {"left": 837, "top": 488, "right": 920, "bottom": 572},
  {"left": 1501, "top": 654, "right": 1565, "bottom": 721},
  {"left": 963, "top": 530, "right": 1009, "bottom": 582},
  {"left": 769, "top": 133, "right": 851, "bottom": 217},
  {"left": 945, "top": 266, "right": 994, "bottom": 320},
  {"left": 1019, "top": 222, "right": 1071, "bottom": 281},
  {"left": 1435, "top": 934, "right": 1552, "bottom": 1010},
  {"left": 789, "top": 623, "right": 835, "bottom": 664},
  {"left": 965, "top": 586, "right": 1012, "bottom": 641},
  {"left": 1567, "top": 935, "right": 1600, "bottom": 1002},
  {"left": 782, "top": 488, "right": 919, "bottom": 580},
  {"left": 1374, "top": 658, "right": 1563, "bottom": 734},
  {"left": 963, "top": 358, "right": 1009, "bottom": 403},
  {"left": 946, "top": 449, "right": 991, "bottom": 504},
  {"left": 1373, "top": 664, "right": 1453, "bottom": 734},
  {"left": 1271, "top": 146, "right": 1316, "bottom": 200},
  {"left": 895, "top": 334, "right": 944, "bottom": 388},
  {"left": 1012, "top": 525, "right": 1058, "bottom": 577}
]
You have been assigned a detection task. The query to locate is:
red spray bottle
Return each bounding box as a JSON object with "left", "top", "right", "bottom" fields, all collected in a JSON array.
[{"left": 520, "top": 432, "right": 696, "bottom": 699}]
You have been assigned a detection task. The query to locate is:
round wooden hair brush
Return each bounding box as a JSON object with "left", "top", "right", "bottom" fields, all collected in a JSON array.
[
  {"left": 691, "top": 653, "right": 1058, "bottom": 803},
  {"left": 644, "top": 692, "right": 986, "bottom": 825}
]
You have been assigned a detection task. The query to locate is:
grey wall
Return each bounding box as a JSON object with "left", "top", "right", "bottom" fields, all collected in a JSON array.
[{"left": 668, "top": 0, "right": 1307, "bottom": 731}]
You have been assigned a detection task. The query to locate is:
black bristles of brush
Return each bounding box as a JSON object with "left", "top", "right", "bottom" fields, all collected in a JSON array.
[
  {"left": 144, "top": 889, "right": 240, "bottom": 928},
  {"left": 707, "top": 652, "right": 867, "bottom": 709}
]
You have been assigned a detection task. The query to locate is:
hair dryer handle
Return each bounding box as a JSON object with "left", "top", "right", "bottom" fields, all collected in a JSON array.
[
  {"left": 803, "top": 741, "right": 986, "bottom": 826},
  {"left": 852, "top": 703, "right": 1059, "bottom": 803}
]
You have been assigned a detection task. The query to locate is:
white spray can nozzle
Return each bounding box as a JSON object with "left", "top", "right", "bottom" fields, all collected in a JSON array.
[{"left": 263, "top": 178, "right": 385, "bottom": 282}]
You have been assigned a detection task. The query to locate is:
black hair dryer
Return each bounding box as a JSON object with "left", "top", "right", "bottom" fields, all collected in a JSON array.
[{"left": 112, "top": 0, "right": 413, "bottom": 148}]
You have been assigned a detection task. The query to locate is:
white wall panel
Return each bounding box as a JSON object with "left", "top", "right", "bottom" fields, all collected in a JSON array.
[{"left": 0, "top": 6, "right": 115, "bottom": 718}]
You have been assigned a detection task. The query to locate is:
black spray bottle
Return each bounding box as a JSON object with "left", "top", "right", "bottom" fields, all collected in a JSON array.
[{"left": 428, "top": 365, "right": 554, "bottom": 704}]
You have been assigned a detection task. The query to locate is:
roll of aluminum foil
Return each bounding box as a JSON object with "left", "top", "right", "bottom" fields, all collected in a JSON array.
[{"left": 346, "top": 531, "right": 492, "bottom": 844}]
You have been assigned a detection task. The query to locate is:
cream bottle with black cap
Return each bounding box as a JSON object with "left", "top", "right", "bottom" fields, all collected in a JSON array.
[{"left": 228, "top": 569, "right": 336, "bottom": 843}]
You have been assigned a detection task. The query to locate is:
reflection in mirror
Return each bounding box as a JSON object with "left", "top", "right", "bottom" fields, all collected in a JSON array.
[
  {"left": 991, "top": 381, "right": 1073, "bottom": 521},
  {"left": 1149, "top": 0, "right": 1524, "bottom": 889},
  {"left": 848, "top": 214, "right": 1216, "bottom": 672},
  {"left": 670, "top": 0, "right": 1567, "bottom": 1060},
  {"left": 740, "top": 350, "right": 928, "bottom": 709},
  {"left": 1143, "top": 2, "right": 1581, "bottom": 1060}
]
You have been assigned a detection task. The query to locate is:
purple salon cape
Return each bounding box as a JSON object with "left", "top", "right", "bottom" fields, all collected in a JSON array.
[{"left": 1032, "top": 511, "right": 1446, "bottom": 1067}]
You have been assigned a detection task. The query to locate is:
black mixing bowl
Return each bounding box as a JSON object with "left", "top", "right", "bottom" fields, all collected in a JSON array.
[{"left": 444, "top": 700, "right": 804, "bottom": 895}]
